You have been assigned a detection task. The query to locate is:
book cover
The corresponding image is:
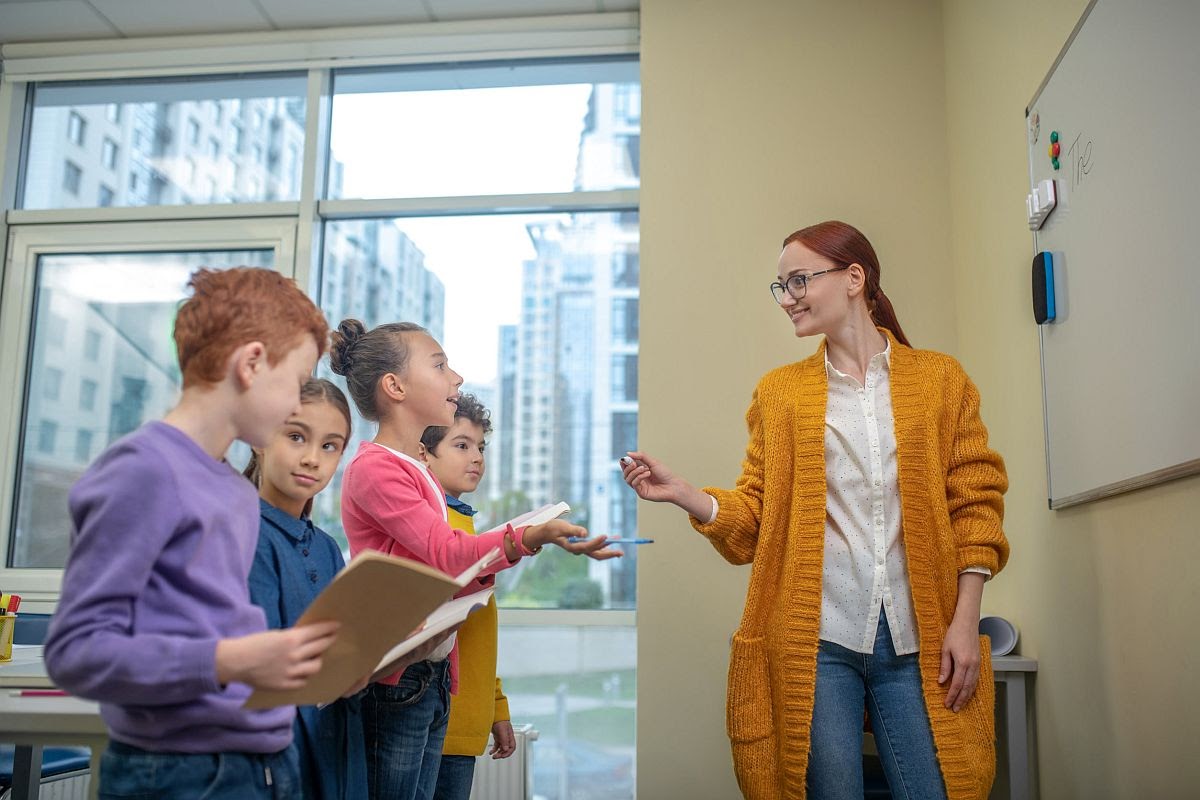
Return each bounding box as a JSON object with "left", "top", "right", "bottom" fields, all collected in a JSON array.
[{"left": 245, "top": 547, "right": 500, "bottom": 708}]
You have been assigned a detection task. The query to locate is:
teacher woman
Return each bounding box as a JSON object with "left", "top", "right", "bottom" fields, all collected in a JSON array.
[{"left": 622, "top": 220, "right": 1009, "bottom": 800}]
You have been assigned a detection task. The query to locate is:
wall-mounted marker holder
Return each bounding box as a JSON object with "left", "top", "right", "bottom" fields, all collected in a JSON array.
[
  {"left": 1032, "top": 251, "right": 1055, "bottom": 324},
  {"left": 1026, "top": 178, "right": 1057, "bottom": 230}
]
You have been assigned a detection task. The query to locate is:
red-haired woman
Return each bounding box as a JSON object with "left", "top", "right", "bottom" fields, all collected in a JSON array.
[{"left": 622, "top": 221, "right": 1008, "bottom": 800}]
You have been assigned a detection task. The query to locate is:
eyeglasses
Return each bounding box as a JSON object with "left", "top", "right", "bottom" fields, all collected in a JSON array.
[{"left": 769, "top": 265, "right": 850, "bottom": 304}]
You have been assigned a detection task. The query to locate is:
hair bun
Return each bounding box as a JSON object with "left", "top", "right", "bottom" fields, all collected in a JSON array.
[{"left": 329, "top": 318, "right": 366, "bottom": 376}]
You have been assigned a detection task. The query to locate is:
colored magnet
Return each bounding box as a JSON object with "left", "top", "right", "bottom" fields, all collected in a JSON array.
[
  {"left": 1050, "top": 130, "right": 1059, "bottom": 143},
  {"left": 1051, "top": 157, "right": 1060, "bottom": 170}
]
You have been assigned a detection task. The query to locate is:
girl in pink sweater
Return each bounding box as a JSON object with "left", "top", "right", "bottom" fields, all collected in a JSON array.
[{"left": 329, "top": 319, "right": 618, "bottom": 800}]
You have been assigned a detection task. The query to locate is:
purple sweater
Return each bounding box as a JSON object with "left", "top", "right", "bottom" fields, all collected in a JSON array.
[{"left": 44, "top": 421, "right": 294, "bottom": 753}]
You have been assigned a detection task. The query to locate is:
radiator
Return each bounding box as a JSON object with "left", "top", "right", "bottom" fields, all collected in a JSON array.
[
  {"left": 0, "top": 770, "right": 90, "bottom": 800},
  {"left": 469, "top": 724, "right": 538, "bottom": 800}
]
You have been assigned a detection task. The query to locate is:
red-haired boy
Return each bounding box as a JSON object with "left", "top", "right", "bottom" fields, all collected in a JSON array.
[{"left": 46, "top": 267, "right": 338, "bottom": 799}]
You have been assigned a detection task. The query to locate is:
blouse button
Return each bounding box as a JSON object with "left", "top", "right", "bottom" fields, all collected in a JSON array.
[{"left": 302, "top": 549, "right": 309, "bottom": 556}]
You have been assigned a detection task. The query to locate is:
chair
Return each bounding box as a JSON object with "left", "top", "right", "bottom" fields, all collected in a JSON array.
[{"left": 11, "top": 614, "right": 52, "bottom": 646}]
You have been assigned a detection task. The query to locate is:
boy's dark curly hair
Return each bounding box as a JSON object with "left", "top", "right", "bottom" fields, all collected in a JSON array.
[{"left": 421, "top": 391, "right": 492, "bottom": 454}]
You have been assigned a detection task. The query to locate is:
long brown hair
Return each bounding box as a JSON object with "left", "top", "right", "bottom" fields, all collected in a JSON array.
[
  {"left": 243, "top": 377, "right": 352, "bottom": 518},
  {"left": 782, "top": 221, "right": 910, "bottom": 347}
]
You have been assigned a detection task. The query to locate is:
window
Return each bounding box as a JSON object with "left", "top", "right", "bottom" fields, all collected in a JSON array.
[
  {"left": 9, "top": 247, "right": 274, "bottom": 569},
  {"left": 611, "top": 354, "right": 637, "bottom": 402},
  {"left": 5, "top": 51, "right": 639, "bottom": 800},
  {"left": 612, "top": 297, "right": 638, "bottom": 343},
  {"left": 67, "top": 111, "right": 86, "bottom": 145},
  {"left": 329, "top": 61, "right": 640, "bottom": 198},
  {"left": 79, "top": 378, "right": 98, "bottom": 411},
  {"left": 102, "top": 138, "right": 118, "bottom": 170},
  {"left": 22, "top": 74, "right": 306, "bottom": 209},
  {"left": 74, "top": 429, "right": 94, "bottom": 463},
  {"left": 37, "top": 420, "right": 58, "bottom": 454},
  {"left": 316, "top": 61, "right": 639, "bottom": 799},
  {"left": 62, "top": 161, "right": 82, "bottom": 195},
  {"left": 84, "top": 329, "right": 101, "bottom": 359}
]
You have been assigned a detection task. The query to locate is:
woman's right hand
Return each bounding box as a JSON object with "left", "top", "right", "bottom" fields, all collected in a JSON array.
[
  {"left": 620, "top": 450, "right": 685, "bottom": 503},
  {"left": 621, "top": 450, "right": 715, "bottom": 521}
]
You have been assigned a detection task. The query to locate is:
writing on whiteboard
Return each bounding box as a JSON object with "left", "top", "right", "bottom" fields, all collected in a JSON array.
[{"left": 1067, "top": 132, "right": 1094, "bottom": 190}]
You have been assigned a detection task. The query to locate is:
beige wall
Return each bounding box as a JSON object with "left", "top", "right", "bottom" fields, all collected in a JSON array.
[
  {"left": 639, "top": 1, "right": 1200, "bottom": 798},
  {"left": 638, "top": 2, "right": 955, "bottom": 797},
  {"left": 943, "top": 1, "right": 1200, "bottom": 797}
]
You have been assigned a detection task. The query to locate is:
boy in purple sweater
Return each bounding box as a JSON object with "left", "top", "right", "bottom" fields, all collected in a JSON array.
[{"left": 45, "top": 267, "right": 341, "bottom": 799}]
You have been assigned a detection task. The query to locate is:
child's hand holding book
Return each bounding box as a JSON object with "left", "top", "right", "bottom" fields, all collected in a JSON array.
[{"left": 216, "top": 620, "right": 341, "bottom": 691}]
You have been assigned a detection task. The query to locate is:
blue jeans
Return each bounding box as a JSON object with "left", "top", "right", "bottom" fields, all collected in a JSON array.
[
  {"left": 98, "top": 740, "right": 300, "bottom": 800},
  {"left": 432, "top": 754, "right": 477, "bottom": 800},
  {"left": 806, "top": 614, "right": 948, "bottom": 800},
  {"left": 363, "top": 659, "right": 451, "bottom": 800}
]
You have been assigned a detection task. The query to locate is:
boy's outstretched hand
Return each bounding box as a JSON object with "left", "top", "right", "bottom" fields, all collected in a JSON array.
[
  {"left": 216, "top": 620, "right": 340, "bottom": 691},
  {"left": 527, "top": 519, "right": 622, "bottom": 560}
]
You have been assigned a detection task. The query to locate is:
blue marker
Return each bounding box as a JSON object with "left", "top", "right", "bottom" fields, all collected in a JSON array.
[{"left": 567, "top": 537, "right": 654, "bottom": 544}]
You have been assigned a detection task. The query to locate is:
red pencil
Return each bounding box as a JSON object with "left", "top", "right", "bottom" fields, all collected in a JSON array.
[{"left": 13, "top": 689, "right": 68, "bottom": 697}]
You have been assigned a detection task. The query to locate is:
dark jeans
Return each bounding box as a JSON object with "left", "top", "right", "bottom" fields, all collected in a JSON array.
[
  {"left": 363, "top": 659, "right": 451, "bottom": 800},
  {"left": 432, "top": 754, "right": 477, "bottom": 800},
  {"left": 98, "top": 740, "right": 300, "bottom": 800}
]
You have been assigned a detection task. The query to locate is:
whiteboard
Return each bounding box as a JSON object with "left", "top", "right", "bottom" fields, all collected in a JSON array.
[{"left": 1026, "top": 0, "right": 1200, "bottom": 509}]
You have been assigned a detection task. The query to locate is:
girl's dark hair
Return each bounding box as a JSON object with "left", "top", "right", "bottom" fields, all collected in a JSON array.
[
  {"left": 243, "top": 378, "right": 352, "bottom": 517},
  {"left": 328, "top": 319, "right": 428, "bottom": 421},
  {"left": 421, "top": 392, "right": 493, "bottom": 455},
  {"left": 782, "top": 220, "right": 911, "bottom": 347}
]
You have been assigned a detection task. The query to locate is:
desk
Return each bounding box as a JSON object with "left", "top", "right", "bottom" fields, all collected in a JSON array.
[
  {"left": 0, "top": 646, "right": 105, "bottom": 800},
  {"left": 992, "top": 655, "right": 1038, "bottom": 800}
]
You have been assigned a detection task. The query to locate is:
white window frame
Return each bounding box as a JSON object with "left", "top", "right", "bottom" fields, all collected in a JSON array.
[{"left": 0, "top": 218, "right": 299, "bottom": 610}]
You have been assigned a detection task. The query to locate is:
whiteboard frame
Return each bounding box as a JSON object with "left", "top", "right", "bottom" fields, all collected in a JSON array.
[{"left": 1027, "top": 0, "right": 1200, "bottom": 509}]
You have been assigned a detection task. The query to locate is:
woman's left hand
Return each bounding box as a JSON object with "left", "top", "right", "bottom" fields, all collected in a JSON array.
[{"left": 939, "top": 617, "right": 981, "bottom": 712}]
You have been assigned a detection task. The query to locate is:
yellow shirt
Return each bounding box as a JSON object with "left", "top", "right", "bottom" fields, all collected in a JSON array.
[
  {"left": 442, "top": 503, "right": 511, "bottom": 756},
  {"left": 692, "top": 331, "right": 1009, "bottom": 800}
]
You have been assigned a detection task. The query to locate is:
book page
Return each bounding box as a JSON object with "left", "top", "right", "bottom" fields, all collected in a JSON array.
[
  {"left": 484, "top": 501, "right": 571, "bottom": 533},
  {"left": 369, "top": 588, "right": 494, "bottom": 682}
]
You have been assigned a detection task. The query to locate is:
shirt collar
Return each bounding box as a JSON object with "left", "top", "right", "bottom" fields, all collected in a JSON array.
[
  {"left": 446, "top": 494, "right": 478, "bottom": 517},
  {"left": 823, "top": 338, "right": 892, "bottom": 379},
  {"left": 259, "top": 497, "right": 313, "bottom": 543}
]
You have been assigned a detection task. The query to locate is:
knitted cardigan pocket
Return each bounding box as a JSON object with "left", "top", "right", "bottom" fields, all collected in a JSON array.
[
  {"left": 726, "top": 632, "right": 774, "bottom": 743},
  {"left": 960, "top": 635, "right": 997, "bottom": 796}
]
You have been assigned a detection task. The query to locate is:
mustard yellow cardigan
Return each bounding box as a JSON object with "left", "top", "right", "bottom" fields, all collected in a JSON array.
[
  {"left": 442, "top": 503, "right": 511, "bottom": 756},
  {"left": 692, "top": 332, "right": 1009, "bottom": 800}
]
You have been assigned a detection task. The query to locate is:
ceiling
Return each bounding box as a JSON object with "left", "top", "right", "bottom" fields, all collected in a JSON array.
[{"left": 0, "top": 0, "right": 638, "bottom": 45}]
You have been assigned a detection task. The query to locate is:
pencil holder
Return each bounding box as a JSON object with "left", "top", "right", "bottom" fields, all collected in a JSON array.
[{"left": 0, "top": 614, "right": 16, "bottom": 662}]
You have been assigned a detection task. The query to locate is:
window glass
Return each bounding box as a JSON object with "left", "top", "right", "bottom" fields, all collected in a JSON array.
[
  {"left": 330, "top": 60, "right": 640, "bottom": 199},
  {"left": 499, "top": 624, "right": 635, "bottom": 800},
  {"left": 23, "top": 75, "right": 307, "bottom": 209},
  {"left": 10, "top": 249, "right": 273, "bottom": 568},
  {"left": 317, "top": 210, "right": 639, "bottom": 610}
]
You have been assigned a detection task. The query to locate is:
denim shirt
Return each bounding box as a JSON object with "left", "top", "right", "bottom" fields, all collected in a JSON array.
[{"left": 248, "top": 499, "right": 367, "bottom": 800}]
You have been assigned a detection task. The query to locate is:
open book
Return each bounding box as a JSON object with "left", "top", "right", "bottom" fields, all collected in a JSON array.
[
  {"left": 245, "top": 547, "right": 501, "bottom": 709},
  {"left": 485, "top": 501, "right": 571, "bottom": 533},
  {"left": 368, "top": 587, "right": 494, "bottom": 683}
]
